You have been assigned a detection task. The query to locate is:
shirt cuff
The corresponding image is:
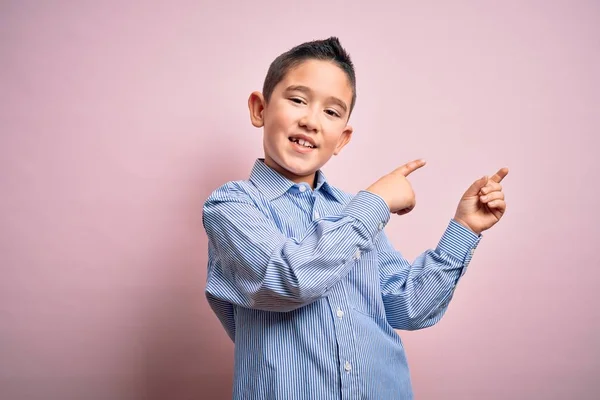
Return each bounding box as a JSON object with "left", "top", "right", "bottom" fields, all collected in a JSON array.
[
  {"left": 342, "top": 190, "right": 390, "bottom": 240},
  {"left": 436, "top": 219, "right": 482, "bottom": 266}
]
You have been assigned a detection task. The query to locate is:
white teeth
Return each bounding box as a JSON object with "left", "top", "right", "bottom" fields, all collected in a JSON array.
[
  {"left": 298, "top": 139, "right": 313, "bottom": 148},
  {"left": 290, "top": 137, "right": 314, "bottom": 148}
]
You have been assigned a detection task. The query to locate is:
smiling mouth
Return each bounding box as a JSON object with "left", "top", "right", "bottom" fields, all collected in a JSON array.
[{"left": 289, "top": 137, "right": 316, "bottom": 149}]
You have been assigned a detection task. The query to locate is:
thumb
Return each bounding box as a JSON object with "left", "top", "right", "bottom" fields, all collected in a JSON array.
[{"left": 464, "top": 175, "right": 488, "bottom": 197}]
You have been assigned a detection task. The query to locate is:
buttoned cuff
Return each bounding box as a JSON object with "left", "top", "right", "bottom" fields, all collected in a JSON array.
[
  {"left": 342, "top": 190, "right": 390, "bottom": 241},
  {"left": 437, "top": 219, "right": 482, "bottom": 267}
]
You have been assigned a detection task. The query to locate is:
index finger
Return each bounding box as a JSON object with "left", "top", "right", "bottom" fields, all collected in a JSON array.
[
  {"left": 394, "top": 159, "right": 427, "bottom": 177},
  {"left": 490, "top": 167, "right": 509, "bottom": 183}
]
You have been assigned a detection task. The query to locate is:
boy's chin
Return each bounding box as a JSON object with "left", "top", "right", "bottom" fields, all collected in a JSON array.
[
  {"left": 270, "top": 152, "right": 332, "bottom": 180},
  {"left": 283, "top": 164, "right": 318, "bottom": 177},
  {"left": 280, "top": 159, "right": 321, "bottom": 178}
]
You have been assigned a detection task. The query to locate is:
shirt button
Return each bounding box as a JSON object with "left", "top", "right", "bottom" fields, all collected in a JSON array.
[
  {"left": 470, "top": 248, "right": 475, "bottom": 256},
  {"left": 344, "top": 361, "right": 352, "bottom": 372},
  {"left": 299, "top": 185, "right": 307, "bottom": 192},
  {"left": 378, "top": 222, "right": 385, "bottom": 230},
  {"left": 314, "top": 211, "right": 320, "bottom": 219},
  {"left": 336, "top": 308, "right": 344, "bottom": 319},
  {"left": 353, "top": 249, "right": 361, "bottom": 260}
]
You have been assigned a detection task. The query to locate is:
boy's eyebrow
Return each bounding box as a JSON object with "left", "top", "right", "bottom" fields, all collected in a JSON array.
[{"left": 284, "top": 85, "right": 348, "bottom": 113}]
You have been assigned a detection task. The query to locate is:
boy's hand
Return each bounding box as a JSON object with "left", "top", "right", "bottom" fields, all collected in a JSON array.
[
  {"left": 454, "top": 168, "right": 509, "bottom": 235},
  {"left": 366, "top": 159, "right": 426, "bottom": 215}
]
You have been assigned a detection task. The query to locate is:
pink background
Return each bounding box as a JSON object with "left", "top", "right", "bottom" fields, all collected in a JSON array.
[{"left": 1, "top": 1, "right": 598, "bottom": 399}]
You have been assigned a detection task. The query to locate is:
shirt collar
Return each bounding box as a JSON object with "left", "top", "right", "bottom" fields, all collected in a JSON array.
[{"left": 249, "top": 159, "right": 345, "bottom": 202}]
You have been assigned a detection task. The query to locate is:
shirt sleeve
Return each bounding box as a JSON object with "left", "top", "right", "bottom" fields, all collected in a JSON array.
[
  {"left": 377, "top": 219, "right": 481, "bottom": 330},
  {"left": 203, "top": 184, "right": 390, "bottom": 313}
]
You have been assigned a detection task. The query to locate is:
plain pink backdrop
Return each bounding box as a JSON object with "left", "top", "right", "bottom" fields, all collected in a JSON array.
[{"left": 1, "top": 1, "right": 598, "bottom": 399}]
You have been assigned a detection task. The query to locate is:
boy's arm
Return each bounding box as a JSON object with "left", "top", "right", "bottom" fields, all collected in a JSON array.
[
  {"left": 378, "top": 167, "right": 509, "bottom": 330},
  {"left": 205, "top": 246, "right": 236, "bottom": 341},
  {"left": 377, "top": 220, "right": 481, "bottom": 330},
  {"left": 203, "top": 183, "right": 389, "bottom": 313}
]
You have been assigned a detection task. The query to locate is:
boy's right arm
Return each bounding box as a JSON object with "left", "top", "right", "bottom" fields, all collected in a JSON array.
[{"left": 203, "top": 184, "right": 390, "bottom": 313}]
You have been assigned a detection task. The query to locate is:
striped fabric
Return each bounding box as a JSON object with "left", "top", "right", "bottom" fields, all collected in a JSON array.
[{"left": 202, "top": 159, "right": 481, "bottom": 400}]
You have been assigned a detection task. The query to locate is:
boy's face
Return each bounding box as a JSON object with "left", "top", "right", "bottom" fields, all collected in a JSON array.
[{"left": 248, "top": 59, "right": 353, "bottom": 186}]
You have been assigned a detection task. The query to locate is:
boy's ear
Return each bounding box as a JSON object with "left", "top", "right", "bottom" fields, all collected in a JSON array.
[
  {"left": 333, "top": 125, "right": 353, "bottom": 155},
  {"left": 248, "top": 91, "right": 266, "bottom": 127}
]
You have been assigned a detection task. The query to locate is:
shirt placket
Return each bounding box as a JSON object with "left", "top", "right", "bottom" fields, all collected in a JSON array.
[
  {"left": 326, "top": 284, "right": 360, "bottom": 400},
  {"left": 312, "top": 190, "right": 320, "bottom": 221}
]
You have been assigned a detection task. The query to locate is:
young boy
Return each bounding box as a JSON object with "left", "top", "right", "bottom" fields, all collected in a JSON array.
[{"left": 202, "top": 37, "right": 508, "bottom": 400}]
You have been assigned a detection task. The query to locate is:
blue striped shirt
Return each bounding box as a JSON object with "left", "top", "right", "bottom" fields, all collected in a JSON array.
[{"left": 203, "top": 159, "right": 481, "bottom": 400}]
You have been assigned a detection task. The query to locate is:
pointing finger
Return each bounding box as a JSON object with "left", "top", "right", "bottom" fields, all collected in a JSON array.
[
  {"left": 393, "top": 159, "right": 426, "bottom": 177},
  {"left": 490, "top": 167, "right": 509, "bottom": 183}
]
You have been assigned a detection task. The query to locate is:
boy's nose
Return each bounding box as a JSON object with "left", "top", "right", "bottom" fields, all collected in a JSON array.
[{"left": 298, "top": 111, "right": 319, "bottom": 133}]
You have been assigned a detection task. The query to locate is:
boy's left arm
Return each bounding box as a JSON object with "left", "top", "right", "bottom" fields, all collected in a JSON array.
[{"left": 379, "top": 168, "right": 508, "bottom": 330}]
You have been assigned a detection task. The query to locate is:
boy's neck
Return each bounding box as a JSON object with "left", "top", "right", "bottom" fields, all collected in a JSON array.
[{"left": 262, "top": 158, "right": 317, "bottom": 189}]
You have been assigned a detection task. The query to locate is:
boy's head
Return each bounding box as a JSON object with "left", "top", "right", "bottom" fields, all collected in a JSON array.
[
  {"left": 262, "top": 37, "right": 357, "bottom": 116},
  {"left": 248, "top": 37, "right": 356, "bottom": 187}
]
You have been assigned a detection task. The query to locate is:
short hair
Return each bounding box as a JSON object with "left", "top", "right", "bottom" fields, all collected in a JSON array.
[{"left": 262, "top": 37, "right": 357, "bottom": 115}]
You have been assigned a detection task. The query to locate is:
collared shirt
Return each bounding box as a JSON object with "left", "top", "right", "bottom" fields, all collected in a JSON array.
[{"left": 203, "top": 159, "right": 481, "bottom": 400}]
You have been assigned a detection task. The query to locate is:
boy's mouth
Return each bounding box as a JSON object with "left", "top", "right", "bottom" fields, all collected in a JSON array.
[{"left": 288, "top": 136, "right": 317, "bottom": 149}]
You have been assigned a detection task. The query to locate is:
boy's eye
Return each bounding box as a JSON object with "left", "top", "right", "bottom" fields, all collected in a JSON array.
[
  {"left": 289, "top": 97, "right": 306, "bottom": 105},
  {"left": 325, "top": 109, "right": 341, "bottom": 118}
]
